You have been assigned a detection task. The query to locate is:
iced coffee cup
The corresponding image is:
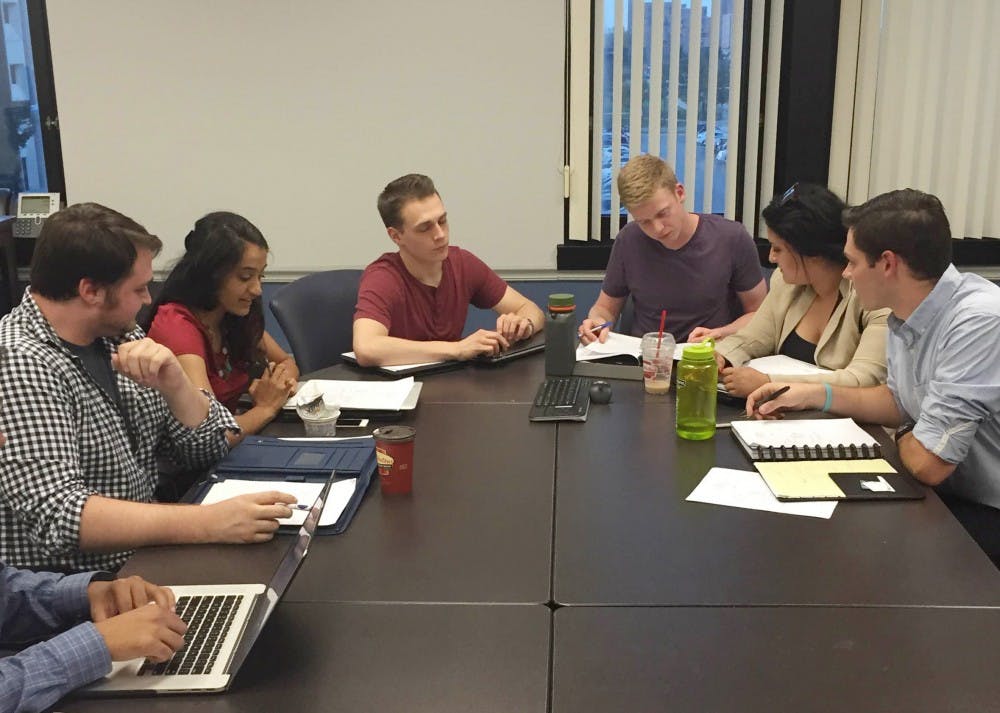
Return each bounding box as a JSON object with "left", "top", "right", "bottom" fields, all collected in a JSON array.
[{"left": 641, "top": 332, "right": 675, "bottom": 394}]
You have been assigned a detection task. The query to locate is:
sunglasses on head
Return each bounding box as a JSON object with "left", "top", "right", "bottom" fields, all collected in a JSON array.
[{"left": 779, "top": 182, "right": 800, "bottom": 206}]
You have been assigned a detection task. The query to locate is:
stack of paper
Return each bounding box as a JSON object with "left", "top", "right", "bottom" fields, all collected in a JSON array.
[
  {"left": 288, "top": 377, "right": 418, "bottom": 411},
  {"left": 200, "top": 478, "right": 358, "bottom": 527},
  {"left": 745, "top": 354, "right": 832, "bottom": 376},
  {"left": 576, "top": 332, "right": 642, "bottom": 362},
  {"left": 342, "top": 351, "right": 445, "bottom": 373}
]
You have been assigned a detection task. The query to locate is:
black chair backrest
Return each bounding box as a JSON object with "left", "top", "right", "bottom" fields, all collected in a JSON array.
[
  {"left": 616, "top": 293, "right": 636, "bottom": 336},
  {"left": 269, "top": 269, "right": 363, "bottom": 374}
]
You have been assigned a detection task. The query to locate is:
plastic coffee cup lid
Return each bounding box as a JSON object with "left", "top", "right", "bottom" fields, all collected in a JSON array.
[{"left": 372, "top": 425, "right": 416, "bottom": 441}]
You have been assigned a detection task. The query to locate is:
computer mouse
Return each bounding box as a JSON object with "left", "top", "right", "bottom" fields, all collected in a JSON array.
[{"left": 589, "top": 380, "right": 613, "bottom": 405}]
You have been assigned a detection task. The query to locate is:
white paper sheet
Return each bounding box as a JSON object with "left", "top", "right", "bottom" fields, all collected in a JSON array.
[
  {"left": 730, "top": 418, "right": 879, "bottom": 450},
  {"left": 199, "top": 478, "right": 358, "bottom": 527},
  {"left": 342, "top": 351, "right": 445, "bottom": 373},
  {"left": 288, "top": 377, "right": 416, "bottom": 411},
  {"left": 686, "top": 467, "right": 837, "bottom": 519},
  {"left": 745, "top": 354, "right": 833, "bottom": 376},
  {"left": 576, "top": 332, "right": 643, "bottom": 361}
]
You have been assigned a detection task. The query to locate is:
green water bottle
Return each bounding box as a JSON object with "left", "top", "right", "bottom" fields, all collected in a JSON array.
[{"left": 676, "top": 339, "right": 718, "bottom": 440}]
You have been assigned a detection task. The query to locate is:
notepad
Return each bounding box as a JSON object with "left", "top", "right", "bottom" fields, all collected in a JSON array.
[
  {"left": 199, "top": 478, "right": 357, "bottom": 526},
  {"left": 287, "top": 377, "right": 419, "bottom": 411},
  {"left": 575, "top": 332, "right": 642, "bottom": 362},
  {"left": 730, "top": 418, "right": 882, "bottom": 461},
  {"left": 745, "top": 354, "right": 833, "bottom": 376}
]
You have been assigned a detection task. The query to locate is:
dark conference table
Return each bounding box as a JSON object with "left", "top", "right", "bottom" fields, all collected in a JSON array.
[{"left": 66, "top": 353, "right": 1000, "bottom": 711}]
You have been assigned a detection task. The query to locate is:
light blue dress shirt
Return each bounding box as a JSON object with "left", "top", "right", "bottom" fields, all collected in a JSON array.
[
  {"left": 887, "top": 264, "right": 1000, "bottom": 509},
  {"left": 0, "top": 565, "right": 111, "bottom": 713}
]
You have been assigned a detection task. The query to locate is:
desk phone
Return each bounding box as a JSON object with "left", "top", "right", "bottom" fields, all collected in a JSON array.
[{"left": 13, "top": 192, "right": 60, "bottom": 238}]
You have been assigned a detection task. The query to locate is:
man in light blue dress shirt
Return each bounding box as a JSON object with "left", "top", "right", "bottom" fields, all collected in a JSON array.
[
  {"left": 746, "top": 189, "right": 1000, "bottom": 566},
  {"left": 0, "top": 564, "right": 186, "bottom": 712}
]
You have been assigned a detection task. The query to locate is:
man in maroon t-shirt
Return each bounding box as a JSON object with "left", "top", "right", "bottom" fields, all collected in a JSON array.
[
  {"left": 353, "top": 174, "right": 545, "bottom": 367},
  {"left": 580, "top": 155, "right": 767, "bottom": 345}
]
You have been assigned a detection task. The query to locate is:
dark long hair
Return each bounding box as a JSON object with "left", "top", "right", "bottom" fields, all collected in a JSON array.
[
  {"left": 761, "top": 183, "right": 848, "bottom": 267},
  {"left": 143, "top": 212, "right": 268, "bottom": 368}
]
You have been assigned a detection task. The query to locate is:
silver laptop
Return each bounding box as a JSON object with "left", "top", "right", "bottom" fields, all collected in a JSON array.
[{"left": 79, "top": 477, "right": 332, "bottom": 696}]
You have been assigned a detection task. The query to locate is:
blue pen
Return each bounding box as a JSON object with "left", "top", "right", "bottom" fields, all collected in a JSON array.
[
  {"left": 580, "top": 320, "right": 614, "bottom": 338},
  {"left": 289, "top": 503, "right": 311, "bottom": 511}
]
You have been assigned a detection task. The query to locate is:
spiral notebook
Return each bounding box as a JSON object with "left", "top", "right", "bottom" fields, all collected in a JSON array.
[{"left": 730, "top": 418, "right": 882, "bottom": 461}]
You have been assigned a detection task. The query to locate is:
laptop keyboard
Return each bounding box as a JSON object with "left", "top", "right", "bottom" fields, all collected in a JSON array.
[
  {"left": 139, "top": 594, "right": 243, "bottom": 677},
  {"left": 529, "top": 376, "right": 591, "bottom": 422}
]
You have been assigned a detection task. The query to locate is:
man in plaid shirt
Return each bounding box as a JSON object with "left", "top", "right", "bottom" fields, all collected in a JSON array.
[{"left": 0, "top": 203, "right": 298, "bottom": 573}]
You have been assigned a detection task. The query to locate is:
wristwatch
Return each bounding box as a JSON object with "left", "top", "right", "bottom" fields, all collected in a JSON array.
[{"left": 894, "top": 422, "right": 916, "bottom": 444}]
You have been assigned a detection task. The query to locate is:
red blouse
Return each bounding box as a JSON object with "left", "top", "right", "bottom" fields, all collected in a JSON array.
[{"left": 147, "top": 302, "right": 249, "bottom": 410}]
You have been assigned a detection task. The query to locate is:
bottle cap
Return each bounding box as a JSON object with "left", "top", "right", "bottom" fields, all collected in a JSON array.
[
  {"left": 681, "top": 338, "right": 716, "bottom": 362},
  {"left": 548, "top": 293, "right": 575, "bottom": 312}
]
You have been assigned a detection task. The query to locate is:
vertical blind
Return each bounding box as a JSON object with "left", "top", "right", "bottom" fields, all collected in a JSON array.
[
  {"left": 589, "top": 0, "right": 780, "bottom": 240},
  {"left": 849, "top": 0, "right": 1000, "bottom": 239}
]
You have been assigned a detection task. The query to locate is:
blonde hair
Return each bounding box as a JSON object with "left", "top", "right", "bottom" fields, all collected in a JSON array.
[{"left": 617, "top": 154, "right": 678, "bottom": 208}]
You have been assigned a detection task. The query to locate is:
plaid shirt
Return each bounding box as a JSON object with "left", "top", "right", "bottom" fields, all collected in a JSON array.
[{"left": 0, "top": 290, "right": 237, "bottom": 572}]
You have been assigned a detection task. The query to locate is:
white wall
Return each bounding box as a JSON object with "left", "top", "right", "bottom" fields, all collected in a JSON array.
[{"left": 46, "top": 1, "right": 566, "bottom": 273}]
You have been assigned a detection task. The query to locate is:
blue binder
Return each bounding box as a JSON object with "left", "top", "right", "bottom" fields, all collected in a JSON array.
[{"left": 190, "top": 436, "right": 376, "bottom": 535}]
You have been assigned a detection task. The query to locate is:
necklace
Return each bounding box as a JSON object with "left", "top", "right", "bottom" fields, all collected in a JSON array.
[{"left": 196, "top": 313, "right": 232, "bottom": 379}]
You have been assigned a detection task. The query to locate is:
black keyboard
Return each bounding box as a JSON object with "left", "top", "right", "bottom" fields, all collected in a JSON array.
[
  {"left": 529, "top": 376, "right": 591, "bottom": 422},
  {"left": 139, "top": 594, "right": 242, "bottom": 677}
]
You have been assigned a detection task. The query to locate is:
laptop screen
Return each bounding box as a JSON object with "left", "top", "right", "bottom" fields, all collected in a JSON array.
[{"left": 226, "top": 475, "right": 333, "bottom": 673}]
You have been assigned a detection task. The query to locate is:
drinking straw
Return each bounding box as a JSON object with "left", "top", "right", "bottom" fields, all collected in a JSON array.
[{"left": 655, "top": 309, "right": 667, "bottom": 358}]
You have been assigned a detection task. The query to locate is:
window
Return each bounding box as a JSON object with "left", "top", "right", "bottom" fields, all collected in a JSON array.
[
  {"left": 596, "top": 0, "right": 736, "bottom": 221},
  {"left": 0, "top": 0, "right": 51, "bottom": 207},
  {"left": 565, "top": 0, "right": 787, "bottom": 256}
]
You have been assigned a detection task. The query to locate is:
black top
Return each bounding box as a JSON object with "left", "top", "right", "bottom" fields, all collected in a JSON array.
[
  {"left": 61, "top": 339, "right": 122, "bottom": 409},
  {"left": 778, "top": 329, "right": 816, "bottom": 364}
]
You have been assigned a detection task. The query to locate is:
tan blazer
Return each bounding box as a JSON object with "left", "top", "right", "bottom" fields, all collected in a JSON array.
[{"left": 715, "top": 268, "right": 889, "bottom": 386}]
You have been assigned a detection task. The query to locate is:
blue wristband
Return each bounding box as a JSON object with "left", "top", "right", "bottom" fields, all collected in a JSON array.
[{"left": 821, "top": 383, "right": 833, "bottom": 413}]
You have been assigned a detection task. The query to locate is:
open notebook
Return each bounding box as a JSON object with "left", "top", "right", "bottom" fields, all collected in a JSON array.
[{"left": 730, "top": 418, "right": 882, "bottom": 461}]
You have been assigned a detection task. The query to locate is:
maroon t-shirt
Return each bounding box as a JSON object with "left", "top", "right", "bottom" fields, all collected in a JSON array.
[
  {"left": 603, "top": 214, "right": 764, "bottom": 340},
  {"left": 354, "top": 247, "right": 508, "bottom": 341}
]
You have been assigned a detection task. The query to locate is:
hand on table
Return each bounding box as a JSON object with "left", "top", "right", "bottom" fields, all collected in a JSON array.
[
  {"left": 452, "top": 329, "right": 510, "bottom": 360},
  {"left": 495, "top": 314, "right": 534, "bottom": 343},
  {"left": 578, "top": 318, "right": 610, "bottom": 345},
  {"left": 202, "top": 491, "right": 296, "bottom": 543},
  {"left": 720, "top": 366, "right": 770, "bottom": 398}
]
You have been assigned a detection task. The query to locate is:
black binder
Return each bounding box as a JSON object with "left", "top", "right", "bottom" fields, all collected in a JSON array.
[{"left": 188, "top": 436, "right": 376, "bottom": 534}]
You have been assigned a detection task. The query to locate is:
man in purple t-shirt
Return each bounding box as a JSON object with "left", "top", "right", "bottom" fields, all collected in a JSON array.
[
  {"left": 580, "top": 155, "right": 767, "bottom": 344},
  {"left": 353, "top": 174, "right": 545, "bottom": 367}
]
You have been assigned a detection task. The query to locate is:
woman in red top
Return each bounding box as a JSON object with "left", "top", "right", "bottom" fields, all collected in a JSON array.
[{"left": 145, "top": 212, "right": 299, "bottom": 444}]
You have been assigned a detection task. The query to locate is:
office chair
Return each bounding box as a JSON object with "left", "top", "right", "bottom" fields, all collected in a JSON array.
[
  {"left": 616, "top": 294, "right": 636, "bottom": 335},
  {"left": 269, "top": 269, "right": 363, "bottom": 374}
]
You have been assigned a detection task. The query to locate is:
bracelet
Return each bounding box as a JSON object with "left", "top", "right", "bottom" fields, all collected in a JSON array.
[
  {"left": 894, "top": 422, "right": 916, "bottom": 444},
  {"left": 821, "top": 383, "right": 833, "bottom": 413}
]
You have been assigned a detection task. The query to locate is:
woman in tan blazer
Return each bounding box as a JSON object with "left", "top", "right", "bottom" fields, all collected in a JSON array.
[{"left": 715, "top": 183, "right": 889, "bottom": 397}]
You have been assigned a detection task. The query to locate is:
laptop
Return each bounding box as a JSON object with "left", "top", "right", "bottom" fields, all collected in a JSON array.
[
  {"left": 78, "top": 477, "right": 332, "bottom": 696},
  {"left": 475, "top": 331, "right": 546, "bottom": 365}
]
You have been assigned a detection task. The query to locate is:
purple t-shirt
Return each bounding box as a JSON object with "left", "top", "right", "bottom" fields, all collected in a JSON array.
[{"left": 602, "top": 214, "right": 764, "bottom": 340}]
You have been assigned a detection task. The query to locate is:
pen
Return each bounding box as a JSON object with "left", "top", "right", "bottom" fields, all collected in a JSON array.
[
  {"left": 750, "top": 385, "right": 791, "bottom": 413},
  {"left": 286, "top": 503, "right": 310, "bottom": 511},
  {"left": 579, "top": 320, "right": 614, "bottom": 338}
]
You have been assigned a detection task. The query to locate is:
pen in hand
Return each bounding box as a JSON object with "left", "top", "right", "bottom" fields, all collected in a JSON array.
[
  {"left": 579, "top": 320, "right": 614, "bottom": 338},
  {"left": 748, "top": 384, "right": 791, "bottom": 415}
]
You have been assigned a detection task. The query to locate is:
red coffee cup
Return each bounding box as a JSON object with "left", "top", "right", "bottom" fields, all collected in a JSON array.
[{"left": 372, "top": 426, "right": 416, "bottom": 495}]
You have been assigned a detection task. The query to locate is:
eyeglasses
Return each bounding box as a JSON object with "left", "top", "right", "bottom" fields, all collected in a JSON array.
[{"left": 779, "top": 182, "right": 800, "bottom": 206}]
